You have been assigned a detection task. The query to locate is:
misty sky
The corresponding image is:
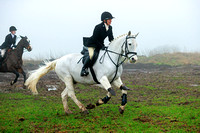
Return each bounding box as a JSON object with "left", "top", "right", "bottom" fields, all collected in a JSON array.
[{"left": 0, "top": 0, "right": 200, "bottom": 59}]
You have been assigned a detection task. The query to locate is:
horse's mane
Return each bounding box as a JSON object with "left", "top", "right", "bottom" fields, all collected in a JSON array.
[{"left": 109, "top": 34, "right": 128, "bottom": 45}]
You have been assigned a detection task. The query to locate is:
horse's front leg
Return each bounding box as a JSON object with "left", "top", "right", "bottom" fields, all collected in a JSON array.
[
  {"left": 21, "top": 70, "right": 26, "bottom": 83},
  {"left": 96, "top": 92, "right": 112, "bottom": 106},
  {"left": 112, "top": 77, "right": 129, "bottom": 114},
  {"left": 96, "top": 76, "right": 116, "bottom": 106},
  {"left": 11, "top": 71, "right": 20, "bottom": 85},
  {"left": 17, "top": 68, "right": 26, "bottom": 88}
]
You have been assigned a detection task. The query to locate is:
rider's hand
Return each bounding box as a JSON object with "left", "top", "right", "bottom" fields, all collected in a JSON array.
[{"left": 101, "top": 46, "right": 107, "bottom": 50}]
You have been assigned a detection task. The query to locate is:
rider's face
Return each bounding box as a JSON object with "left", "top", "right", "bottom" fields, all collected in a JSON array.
[
  {"left": 11, "top": 31, "right": 16, "bottom": 35},
  {"left": 105, "top": 19, "right": 112, "bottom": 25}
]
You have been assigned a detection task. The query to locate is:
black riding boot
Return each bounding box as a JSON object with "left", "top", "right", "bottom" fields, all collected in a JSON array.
[{"left": 80, "top": 57, "right": 91, "bottom": 76}]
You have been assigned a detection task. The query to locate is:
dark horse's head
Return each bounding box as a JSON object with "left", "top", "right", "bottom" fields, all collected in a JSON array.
[{"left": 18, "top": 36, "right": 32, "bottom": 52}]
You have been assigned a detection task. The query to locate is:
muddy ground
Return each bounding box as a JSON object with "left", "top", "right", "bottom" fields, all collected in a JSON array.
[{"left": 0, "top": 63, "right": 200, "bottom": 98}]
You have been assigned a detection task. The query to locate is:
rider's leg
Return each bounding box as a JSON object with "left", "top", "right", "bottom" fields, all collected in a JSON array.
[
  {"left": 80, "top": 56, "right": 90, "bottom": 76},
  {"left": 88, "top": 47, "right": 94, "bottom": 60},
  {"left": 0, "top": 49, "right": 6, "bottom": 66},
  {"left": 80, "top": 47, "right": 94, "bottom": 76},
  {"left": 1, "top": 49, "right": 6, "bottom": 57}
]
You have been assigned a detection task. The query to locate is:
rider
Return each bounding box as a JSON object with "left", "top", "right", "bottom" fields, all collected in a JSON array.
[
  {"left": 81, "top": 11, "right": 114, "bottom": 76},
  {"left": 0, "top": 26, "right": 17, "bottom": 66}
]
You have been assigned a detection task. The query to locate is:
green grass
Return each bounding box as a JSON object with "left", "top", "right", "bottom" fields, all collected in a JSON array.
[
  {"left": 138, "top": 52, "right": 200, "bottom": 66},
  {"left": 0, "top": 83, "right": 199, "bottom": 132}
]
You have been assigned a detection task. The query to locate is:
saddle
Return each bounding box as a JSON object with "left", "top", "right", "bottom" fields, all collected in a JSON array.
[
  {"left": 81, "top": 37, "right": 100, "bottom": 66},
  {"left": 81, "top": 47, "right": 99, "bottom": 67},
  {"left": 80, "top": 37, "right": 100, "bottom": 83}
]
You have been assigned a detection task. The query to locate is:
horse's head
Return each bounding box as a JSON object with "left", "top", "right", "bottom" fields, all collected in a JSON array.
[
  {"left": 19, "top": 36, "right": 32, "bottom": 52},
  {"left": 122, "top": 31, "right": 138, "bottom": 63}
]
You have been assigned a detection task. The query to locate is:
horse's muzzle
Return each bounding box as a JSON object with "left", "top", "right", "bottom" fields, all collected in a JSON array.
[
  {"left": 27, "top": 45, "right": 32, "bottom": 52},
  {"left": 130, "top": 55, "right": 138, "bottom": 63}
]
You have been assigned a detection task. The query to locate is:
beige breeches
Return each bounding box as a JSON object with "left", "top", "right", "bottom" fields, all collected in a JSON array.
[
  {"left": 88, "top": 47, "right": 95, "bottom": 60},
  {"left": 0, "top": 49, "right": 6, "bottom": 57}
]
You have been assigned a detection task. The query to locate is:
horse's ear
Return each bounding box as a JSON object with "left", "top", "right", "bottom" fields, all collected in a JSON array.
[
  {"left": 128, "top": 31, "right": 131, "bottom": 36},
  {"left": 20, "top": 35, "right": 23, "bottom": 38},
  {"left": 135, "top": 32, "right": 139, "bottom": 38}
]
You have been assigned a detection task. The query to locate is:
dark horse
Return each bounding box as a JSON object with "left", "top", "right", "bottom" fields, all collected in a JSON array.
[{"left": 0, "top": 36, "right": 32, "bottom": 85}]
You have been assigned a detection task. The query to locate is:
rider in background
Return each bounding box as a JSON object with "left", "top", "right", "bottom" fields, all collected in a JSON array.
[
  {"left": 81, "top": 12, "right": 114, "bottom": 76},
  {"left": 0, "top": 26, "right": 17, "bottom": 65}
]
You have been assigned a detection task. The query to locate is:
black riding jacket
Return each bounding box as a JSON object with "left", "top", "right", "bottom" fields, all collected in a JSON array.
[
  {"left": 0, "top": 34, "right": 16, "bottom": 49},
  {"left": 86, "top": 22, "right": 114, "bottom": 50}
]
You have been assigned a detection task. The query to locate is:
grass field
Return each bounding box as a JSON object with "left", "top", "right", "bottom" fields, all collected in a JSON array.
[
  {"left": 138, "top": 52, "right": 200, "bottom": 66},
  {"left": 0, "top": 64, "right": 200, "bottom": 132},
  {"left": 1, "top": 52, "right": 200, "bottom": 132}
]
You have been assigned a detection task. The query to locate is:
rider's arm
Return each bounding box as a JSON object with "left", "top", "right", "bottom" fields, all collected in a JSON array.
[{"left": 108, "top": 26, "right": 114, "bottom": 42}]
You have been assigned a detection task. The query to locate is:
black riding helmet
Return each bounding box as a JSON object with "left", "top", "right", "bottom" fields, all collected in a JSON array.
[
  {"left": 9, "top": 26, "right": 17, "bottom": 32},
  {"left": 101, "top": 12, "right": 114, "bottom": 21}
]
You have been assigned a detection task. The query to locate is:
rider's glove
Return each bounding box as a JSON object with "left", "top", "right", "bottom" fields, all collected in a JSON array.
[{"left": 101, "top": 46, "right": 107, "bottom": 50}]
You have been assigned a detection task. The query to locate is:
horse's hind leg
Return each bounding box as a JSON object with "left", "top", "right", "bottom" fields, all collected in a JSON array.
[
  {"left": 11, "top": 71, "right": 19, "bottom": 85},
  {"left": 62, "top": 77, "right": 88, "bottom": 115},
  {"left": 61, "top": 88, "right": 72, "bottom": 115},
  {"left": 112, "top": 77, "right": 128, "bottom": 114}
]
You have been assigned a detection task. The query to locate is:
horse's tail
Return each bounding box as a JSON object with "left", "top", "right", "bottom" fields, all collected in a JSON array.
[{"left": 25, "top": 60, "right": 57, "bottom": 95}]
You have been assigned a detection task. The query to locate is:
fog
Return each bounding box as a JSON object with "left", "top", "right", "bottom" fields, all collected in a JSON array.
[{"left": 0, "top": 0, "right": 200, "bottom": 59}]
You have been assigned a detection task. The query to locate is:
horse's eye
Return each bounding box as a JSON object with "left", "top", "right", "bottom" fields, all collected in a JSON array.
[{"left": 129, "top": 43, "right": 132, "bottom": 46}]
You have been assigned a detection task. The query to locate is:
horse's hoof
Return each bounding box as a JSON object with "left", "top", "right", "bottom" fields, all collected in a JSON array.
[
  {"left": 81, "top": 110, "right": 89, "bottom": 115},
  {"left": 96, "top": 102, "right": 101, "bottom": 106},
  {"left": 23, "top": 85, "right": 26, "bottom": 89},
  {"left": 32, "top": 92, "right": 39, "bottom": 95},
  {"left": 65, "top": 110, "right": 73, "bottom": 115},
  {"left": 86, "top": 103, "right": 95, "bottom": 109},
  {"left": 108, "top": 88, "right": 116, "bottom": 96},
  {"left": 10, "top": 81, "right": 14, "bottom": 86},
  {"left": 119, "top": 106, "right": 125, "bottom": 114},
  {"left": 96, "top": 99, "right": 104, "bottom": 106},
  {"left": 120, "top": 85, "right": 130, "bottom": 90}
]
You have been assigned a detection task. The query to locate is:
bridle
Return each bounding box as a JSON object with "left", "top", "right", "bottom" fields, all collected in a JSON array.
[
  {"left": 99, "top": 35, "right": 137, "bottom": 83},
  {"left": 122, "top": 36, "right": 137, "bottom": 59}
]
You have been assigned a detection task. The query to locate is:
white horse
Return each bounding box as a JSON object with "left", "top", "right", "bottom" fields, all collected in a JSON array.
[{"left": 25, "top": 31, "right": 138, "bottom": 114}]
